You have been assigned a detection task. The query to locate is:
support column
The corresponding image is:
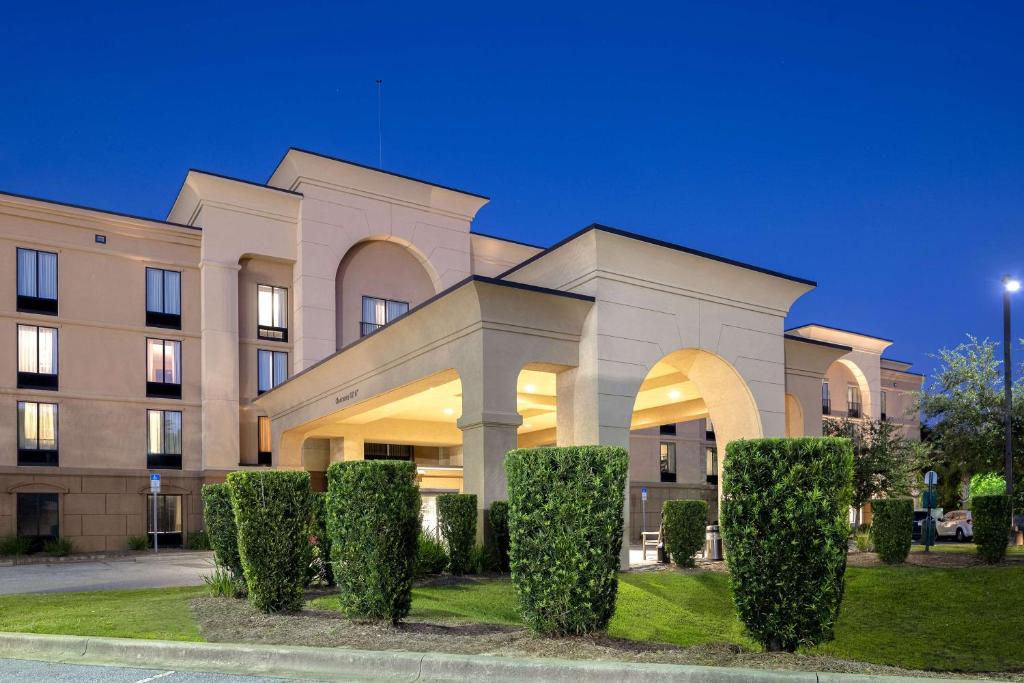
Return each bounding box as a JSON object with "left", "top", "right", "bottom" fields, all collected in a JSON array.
[
  {"left": 200, "top": 259, "right": 241, "bottom": 471},
  {"left": 459, "top": 411, "right": 522, "bottom": 543},
  {"left": 341, "top": 434, "right": 365, "bottom": 461}
]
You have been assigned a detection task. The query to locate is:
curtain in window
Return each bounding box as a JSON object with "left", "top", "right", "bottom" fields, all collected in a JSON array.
[
  {"left": 386, "top": 299, "right": 408, "bottom": 323},
  {"left": 258, "top": 416, "right": 272, "bottom": 453},
  {"left": 37, "top": 404, "right": 56, "bottom": 450},
  {"left": 274, "top": 288, "right": 287, "bottom": 328},
  {"left": 37, "top": 251, "right": 57, "bottom": 300},
  {"left": 164, "top": 341, "right": 181, "bottom": 384},
  {"left": 272, "top": 351, "right": 288, "bottom": 387},
  {"left": 148, "top": 410, "right": 164, "bottom": 454},
  {"left": 147, "top": 340, "right": 162, "bottom": 382},
  {"left": 363, "top": 297, "right": 386, "bottom": 325},
  {"left": 18, "top": 402, "right": 37, "bottom": 449},
  {"left": 258, "top": 351, "right": 271, "bottom": 391},
  {"left": 847, "top": 386, "right": 860, "bottom": 403},
  {"left": 164, "top": 411, "right": 182, "bottom": 455},
  {"left": 17, "top": 249, "right": 36, "bottom": 297},
  {"left": 17, "top": 325, "right": 37, "bottom": 373},
  {"left": 164, "top": 271, "right": 180, "bottom": 315},
  {"left": 38, "top": 327, "right": 57, "bottom": 374},
  {"left": 146, "top": 268, "right": 164, "bottom": 312},
  {"left": 258, "top": 285, "right": 273, "bottom": 326}
]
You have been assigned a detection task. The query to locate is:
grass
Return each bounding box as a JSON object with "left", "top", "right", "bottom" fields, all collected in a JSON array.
[
  {"left": 915, "top": 542, "right": 1024, "bottom": 555},
  {"left": 3, "top": 566, "right": 1023, "bottom": 672},
  {"left": 0, "top": 586, "right": 204, "bottom": 641}
]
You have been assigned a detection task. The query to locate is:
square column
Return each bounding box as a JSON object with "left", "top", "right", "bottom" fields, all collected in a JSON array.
[
  {"left": 200, "top": 259, "right": 241, "bottom": 471},
  {"left": 458, "top": 411, "right": 522, "bottom": 543}
]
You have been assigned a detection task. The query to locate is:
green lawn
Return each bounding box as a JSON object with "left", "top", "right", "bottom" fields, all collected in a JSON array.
[
  {"left": 0, "top": 586, "right": 204, "bottom": 641},
  {"left": 3, "top": 567, "right": 1023, "bottom": 672},
  {"left": 915, "top": 542, "right": 1024, "bottom": 555}
]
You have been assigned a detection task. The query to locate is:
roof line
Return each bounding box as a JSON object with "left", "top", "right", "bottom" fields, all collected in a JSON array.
[
  {"left": 496, "top": 223, "right": 817, "bottom": 286},
  {"left": 187, "top": 169, "right": 304, "bottom": 197},
  {"left": 470, "top": 230, "right": 546, "bottom": 250},
  {"left": 881, "top": 357, "right": 914, "bottom": 366},
  {"left": 0, "top": 189, "right": 201, "bottom": 232},
  {"left": 786, "top": 323, "right": 894, "bottom": 343},
  {"left": 271, "top": 147, "right": 490, "bottom": 200},
  {"left": 783, "top": 333, "right": 853, "bottom": 352},
  {"left": 257, "top": 274, "right": 593, "bottom": 397}
]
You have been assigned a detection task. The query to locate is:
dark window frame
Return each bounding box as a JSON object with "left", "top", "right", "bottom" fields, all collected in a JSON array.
[
  {"left": 16, "top": 324, "right": 58, "bottom": 391},
  {"left": 145, "top": 267, "right": 182, "bottom": 330},
  {"left": 659, "top": 423, "right": 677, "bottom": 436},
  {"left": 257, "top": 416, "right": 272, "bottom": 466},
  {"left": 256, "top": 284, "right": 289, "bottom": 342},
  {"left": 147, "top": 408, "right": 182, "bottom": 470},
  {"left": 17, "top": 492, "right": 59, "bottom": 551},
  {"left": 360, "top": 295, "right": 410, "bottom": 337},
  {"left": 364, "top": 442, "right": 414, "bottom": 461},
  {"left": 256, "top": 349, "right": 288, "bottom": 394},
  {"left": 17, "top": 400, "right": 59, "bottom": 466},
  {"left": 16, "top": 247, "right": 58, "bottom": 316},
  {"left": 146, "top": 493, "right": 183, "bottom": 548},
  {"left": 659, "top": 441, "right": 677, "bottom": 483},
  {"left": 706, "top": 446, "right": 719, "bottom": 485},
  {"left": 146, "top": 338, "right": 182, "bottom": 399}
]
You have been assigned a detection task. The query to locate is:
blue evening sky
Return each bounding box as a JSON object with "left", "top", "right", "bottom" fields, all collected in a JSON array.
[{"left": 2, "top": 2, "right": 1022, "bottom": 379}]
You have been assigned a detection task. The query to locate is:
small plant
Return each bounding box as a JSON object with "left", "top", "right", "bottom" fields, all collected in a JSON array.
[
  {"left": 186, "top": 530, "right": 211, "bottom": 551},
  {"left": 972, "top": 494, "right": 1012, "bottom": 564},
  {"left": 127, "top": 536, "right": 149, "bottom": 551},
  {"left": 870, "top": 498, "right": 912, "bottom": 564},
  {"left": 0, "top": 536, "right": 32, "bottom": 556},
  {"left": 467, "top": 544, "right": 496, "bottom": 575},
  {"left": 43, "top": 537, "right": 73, "bottom": 557},
  {"left": 203, "top": 566, "right": 243, "bottom": 598},
  {"left": 414, "top": 533, "right": 448, "bottom": 578},
  {"left": 854, "top": 532, "right": 873, "bottom": 553},
  {"left": 437, "top": 493, "right": 477, "bottom": 575},
  {"left": 661, "top": 499, "right": 708, "bottom": 567}
]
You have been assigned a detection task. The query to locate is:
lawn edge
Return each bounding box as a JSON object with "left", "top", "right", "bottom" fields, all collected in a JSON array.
[{"left": 0, "top": 632, "right": 977, "bottom": 683}]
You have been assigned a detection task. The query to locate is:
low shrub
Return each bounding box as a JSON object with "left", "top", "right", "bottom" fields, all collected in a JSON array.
[
  {"left": 414, "top": 533, "right": 448, "bottom": 578},
  {"left": 186, "top": 530, "right": 211, "bottom": 551},
  {"left": 0, "top": 536, "right": 32, "bottom": 556},
  {"left": 506, "top": 445, "right": 629, "bottom": 636},
  {"left": 488, "top": 501, "right": 510, "bottom": 572},
  {"left": 722, "top": 437, "right": 853, "bottom": 652},
  {"left": 870, "top": 498, "right": 912, "bottom": 564},
  {"left": 127, "top": 535, "right": 149, "bottom": 551},
  {"left": 226, "top": 470, "right": 312, "bottom": 613},
  {"left": 201, "top": 484, "right": 244, "bottom": 582},
  {"left": 972, "top": 494, "right": 1012, "bottom": 564},
  {"left": 327, "top": 460, "right": 420, "bottom": 623},
  {"left": 854, "top": 532, "right": 873, "bottom": 553},
  {"left": 43, "top": 537, "right": 73, "bottom": 557},
  {"left": 662, "top": 499, "right": 707, "bottom": 567},
  {"left": 437, "top": 493, "right": 477, "bottom": 575},
  {"left": 307, "top": 492, "right": 334, "bottom": 587}
]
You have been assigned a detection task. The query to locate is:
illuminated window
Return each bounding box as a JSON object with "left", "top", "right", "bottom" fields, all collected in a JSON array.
[
  {"left": 147, "top": 339, "right": 182, "bottom": 399},
  {"left": 659, "top": 442, "right": 676, "bottom": 483},
  {"left": 17, "top": 325, "right": 58, "bottom": 390},
  {"left": 17, "top": 401, "right": 58, "bottom": 466},
  {"left": 257, "top": 285, "right": 288, "bottom": 341},
  {"left": 147, "top": 409, "right": 182, "bottom": 469}
]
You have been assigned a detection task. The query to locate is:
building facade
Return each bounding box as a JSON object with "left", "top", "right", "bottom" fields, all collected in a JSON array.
[{"left": 0, "top": 149, "right": 924, "bottom": 556}]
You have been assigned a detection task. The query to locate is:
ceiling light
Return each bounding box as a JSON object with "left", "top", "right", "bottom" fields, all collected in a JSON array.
[
  {"left": 668, "top": 389, "right": 682, "bottom": 401},
  {"left": 524, "top": 383, "right": 537, "bottom": 393},
  {"left": 442, "top": 407, "right": 455, "bottom": 416}
]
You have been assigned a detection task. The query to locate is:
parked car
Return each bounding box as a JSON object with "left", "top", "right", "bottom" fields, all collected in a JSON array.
[
  {"left": 936, "top": 510, "right": 973, "bottom": 541},
  {"left": 912, "top": 510, "right": 931, "bottom": 541}
]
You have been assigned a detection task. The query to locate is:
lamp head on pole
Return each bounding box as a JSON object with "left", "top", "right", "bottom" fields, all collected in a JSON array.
[{"left": 1004, "top": 276, "right": 1021, "bottom": 294}]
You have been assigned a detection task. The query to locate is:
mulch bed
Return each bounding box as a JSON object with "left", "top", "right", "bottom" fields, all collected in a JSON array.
[{"left": 189, "top": 594, "right": 1022, "bottom": 680}]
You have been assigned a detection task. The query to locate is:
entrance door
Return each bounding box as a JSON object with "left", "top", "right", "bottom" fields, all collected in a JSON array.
[
  {"left": 147, "top": 494, "right": 183, "bottom": 547},
  {"left": 17, "top": 493, "right": 59, "bottom": 552}
]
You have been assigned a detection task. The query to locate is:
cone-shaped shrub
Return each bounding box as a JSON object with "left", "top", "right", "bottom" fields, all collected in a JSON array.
[
  {"left": 505, "top": 445, "right": 628, "bottom": 636},
  {"left": 722, "top": 437, "right": 853, "bottom": 652},
  {"left": 226, "top": 470, "right": 312, "bottom": 613},
  {"left": 326, "top": 460, "right": 420, "bottom": 623},
  {"left": 662, "top": 499, "right": 708, "bottom": 567},
  {"left": 201, "top": 483, "right": 244, "bottom": 583},
  {"left": 870, "top": 498, "right": 912, "bottom": 564},
  {"left": 972, "top": 494, "right": 1012, "bottom": 564},
  {"left": 437, "top": 493, "right": 477, "bottom": 575}
]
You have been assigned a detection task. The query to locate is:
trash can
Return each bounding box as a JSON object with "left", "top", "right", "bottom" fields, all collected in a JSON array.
[{"left": 705, "top": 524, "right": 723, "bottom": 561}]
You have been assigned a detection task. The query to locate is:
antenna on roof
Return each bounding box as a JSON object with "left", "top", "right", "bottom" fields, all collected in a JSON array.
[{"left": 376, "top": 79, "right": 383, "bottom": 168}]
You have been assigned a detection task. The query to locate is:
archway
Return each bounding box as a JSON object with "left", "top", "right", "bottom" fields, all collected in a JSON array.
[
  {"left": 785, "top": 393, "right": 804, "bottom": 437},
  {"left": 824, "top": 358, "right": 873, "bottom": 420}
]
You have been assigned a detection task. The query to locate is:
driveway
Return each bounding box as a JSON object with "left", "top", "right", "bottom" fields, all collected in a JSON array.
[
  {"left": 0, "top": 552, "right": 215, "bottom": 594},
  {"left": 0, "top": 659, "right": 296, "bottom": 682}
]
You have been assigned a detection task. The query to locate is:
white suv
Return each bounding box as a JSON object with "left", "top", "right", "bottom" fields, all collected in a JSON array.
[{"left": 936, "top": 510, "right": 973, "bottom": 542}]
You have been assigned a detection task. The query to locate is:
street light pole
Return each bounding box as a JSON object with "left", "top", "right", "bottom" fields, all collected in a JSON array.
[{"left": 1002, "top": 276, "right": 1019, "bottom": 509}]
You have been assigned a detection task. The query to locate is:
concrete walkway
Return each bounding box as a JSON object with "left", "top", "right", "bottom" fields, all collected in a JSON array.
[{"left": 0, "top": 552, "right": 215, "bottom": 594}]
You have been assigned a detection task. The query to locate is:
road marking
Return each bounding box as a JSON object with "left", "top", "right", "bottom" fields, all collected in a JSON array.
[{"left": 134, "top": 671, "right": 175, "bottom": 683}]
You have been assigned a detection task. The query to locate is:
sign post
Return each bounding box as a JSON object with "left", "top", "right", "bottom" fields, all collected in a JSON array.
[
  {"left": 641, "top": 486, "right": 648, "bottom": 534},
  {"left": 150, "top": 473, "right": 161, "bottom": 553},
  {"left": 922, "top": 470, "right": 939, "bottom": 553}
]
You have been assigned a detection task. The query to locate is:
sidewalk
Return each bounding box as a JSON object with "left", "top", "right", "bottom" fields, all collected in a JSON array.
[{"left": 0, "top": 632, "right": 985, "bottom": 683}]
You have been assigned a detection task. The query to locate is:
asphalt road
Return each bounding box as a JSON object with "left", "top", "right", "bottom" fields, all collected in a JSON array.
[
  {"left": 0, "top": 659, "right": 305, "bottom": 682},
  {"left": 0, "top": 552, "right": 215, "bottom": 594}
]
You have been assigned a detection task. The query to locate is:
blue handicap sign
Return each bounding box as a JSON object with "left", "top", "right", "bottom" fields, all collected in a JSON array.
[
  {"left": 641, "top": 487, "right": 648, "bottom": 501},
  {"left": 151, "top": 473, "right": 161, "bottom": 481}
]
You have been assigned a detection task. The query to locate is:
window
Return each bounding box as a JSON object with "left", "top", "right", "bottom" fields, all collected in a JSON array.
[
  {"left": 147, "top": 494, "right": 183, "bottom": 548},
  {"left": 147, "top": 409, "right": 182, "bottom": 469},
  {"left": 145, "top": 268, "right": 181, "bottom": 329},
  {"left": 364, "top": 442, "right": 414, "bottom": 461},
  {"left": 257, "top": 416, "right": 272, "bottom": 466},
  {"left": 17, "top": 401, "right": 58, "bottom": 466},
  {"left": 881, "top": 390, "right": 888, "bottom": 421},
  {"left": 17, "top": 325, "right": 58, "bottom": 390},
  {"left": 847, "top": 385, "right": 862, "bottom": 418},
  {"left": 821, "top": 380, "right": 831, "bottom": 415},
  {"left": 16, "top": 247, "right": 58, "bottom": 315},
  {"left": 659, "top": 423, "right": 677, "bottom": 436},
  {"left": 706, "top": 446, "right": 718, "bottom": 485},
  {"left": 257, "top": 350, "right": 288, "bottom": 393},
  {"left": 659, "top": 442, "right": 677, "bottom": 483},
  {"left": 257, "top": 285, "right": 288, "bottom": 342},
  {"left": 360, "top": 296, "right": 409, "bottom": 336},
  {"left": 17, "top": 493, "right": 59, "bottom": 552},
  {"left": 704, "top": 417, "right": 715, "bottom": 441},
  {"left": 146, "top": 339, "right": 182, "bottom": 399}
]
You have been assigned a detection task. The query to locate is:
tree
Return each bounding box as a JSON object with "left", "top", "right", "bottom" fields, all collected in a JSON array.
[{"left": 823, "top": 417, "right": 916, "bottom": 527}]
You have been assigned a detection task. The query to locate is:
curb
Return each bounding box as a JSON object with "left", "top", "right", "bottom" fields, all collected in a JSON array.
[{"left": 0, "top": 632, "right": 982, "bottom": 683}]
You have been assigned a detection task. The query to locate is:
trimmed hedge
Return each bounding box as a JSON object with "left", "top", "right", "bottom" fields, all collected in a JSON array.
[
  {"left": 722, "top": 437, "right": 853, "bottom": 652},
  {"left": 489, "top": 501, "right": 510, "bottom": 572},
  {"left": 308, "top": 492, "right": 335, "bottom": 587},
  {"left": 437, "top": 493, "right": 477, "bottom": 575},
  {"left": 972, "top": 494, "right": 1012, "bottom": 564},
  {"left": 870, "top": 498, "right": 912, "bottom": 564},
  {"left": 326, "top": 460, "right": 420, "bottom": 623},
  {"left": 226, "top": 470, "right": 312, "bottom": 613},
  {"left": 662, "top": 499, "right": 707, "bottom": 567},
  {"left": 201, "top": 484, "right": 244, "bottom": 582},
  {"left": 505, "top": 445, "right": 628, "bottom": 636}
]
